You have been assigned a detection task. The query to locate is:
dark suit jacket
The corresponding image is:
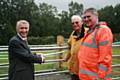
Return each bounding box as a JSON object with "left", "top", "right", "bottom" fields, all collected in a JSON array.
[{"left": 8, "top": 35, "right": 42, "bottom": 80}]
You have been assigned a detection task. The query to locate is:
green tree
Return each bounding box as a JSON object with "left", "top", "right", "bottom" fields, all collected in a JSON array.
[
  {"left": 68, "top": 1, "right": 84, "bottom": 17},
  {"left": 113, "top": 4, "right": 120, "bottom": 33},
  {"left": 0, "top": 0, "right": 39, "bottom": 45},
  {"left": 58, "top": 11, "right": 71, "bottom": 38},
  {"left": 37, "top": 3, "right": 58, "bottom": 36},
  {"left": 99, "top": 4, "right": 120, "bottom": 33},
  {"left": 0, "top": 0, "right": 15, "bottom": 45}
]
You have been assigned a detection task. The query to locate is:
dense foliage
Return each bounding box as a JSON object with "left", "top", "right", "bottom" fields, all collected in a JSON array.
[{"left": 0, "top": 0, "right": 120, "bottom": 45}]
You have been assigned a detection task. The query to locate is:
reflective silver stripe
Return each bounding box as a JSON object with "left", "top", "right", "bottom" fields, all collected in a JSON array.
[
  {"left": 81, "top": 28, "right": 98, "bottom": 48},
  {"left": 81, "top": 42, "right": 98, "bottom": 48},
  {"left": 80, "top": 69, "right": 111, "bottom": 79},
  {"left": 105, "top": 73, "right": 112, "bottom": 79},
  {"left": 99, "top": 64, "right": 108, "bottom": 72},
  {"left": 99, "top": 40, "right": 109, "bottom": 46},
  {"left": 80, "top": 69, "right": 98, "bottom": 78}
]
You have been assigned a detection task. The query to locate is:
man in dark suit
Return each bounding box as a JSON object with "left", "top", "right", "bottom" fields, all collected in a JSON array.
[{"left": 8, "top": 20, "right": 44, "bottom": 80}]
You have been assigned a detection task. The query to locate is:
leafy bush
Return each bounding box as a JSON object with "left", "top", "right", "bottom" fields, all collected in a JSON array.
[{"left": 28, "top": 36, "right": 56, "bottom": 45}]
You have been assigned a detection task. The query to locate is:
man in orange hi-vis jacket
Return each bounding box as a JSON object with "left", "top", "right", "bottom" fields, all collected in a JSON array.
[{"left": 78, "top": 8, "right": 113, "bottom": 80}]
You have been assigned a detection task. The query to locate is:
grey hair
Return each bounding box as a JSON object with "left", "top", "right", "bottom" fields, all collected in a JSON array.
[
  {"left": 71, "top": 15, "right": 82, "bottom": 22},
  {"left": 84, "top": 8, "right": 98, "bottom": 16},
  {"left": 16, "top": 20, "right": 29, "bottom": 32}
]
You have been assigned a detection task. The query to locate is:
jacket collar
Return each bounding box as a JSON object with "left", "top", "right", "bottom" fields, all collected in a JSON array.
[{"left": 17, "top": 33, "right": 27, "bottom": 41}]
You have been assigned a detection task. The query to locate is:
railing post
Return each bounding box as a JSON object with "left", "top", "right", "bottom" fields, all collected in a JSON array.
[{"left": 56, "top": 35, "right": 64, "bottom": 70}]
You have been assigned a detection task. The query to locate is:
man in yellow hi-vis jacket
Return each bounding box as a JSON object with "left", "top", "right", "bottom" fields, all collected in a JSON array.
[{"left": 64, "top": 15, "right": 85, "bottom": 80}]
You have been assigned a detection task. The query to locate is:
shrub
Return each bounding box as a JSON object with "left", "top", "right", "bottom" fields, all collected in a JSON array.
[{"left": 28, "top": 36, "right": 56, "bottom": 45}]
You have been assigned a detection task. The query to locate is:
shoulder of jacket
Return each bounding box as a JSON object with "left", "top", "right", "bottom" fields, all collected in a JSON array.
[
  {"left": 96, "top": 25, "right": 112, "bottom": 36},
  {"left": 98, "top": 24, "right": 109, "bottom": 29},
  {"left": 68, "top": 31, "right": 75, "bottom": 44},
  {"left": 10, "top": 35, "right": 21, "bottom": 43},
  {"left": 70, "top": 31, "right": 75, "bottom": 36}
]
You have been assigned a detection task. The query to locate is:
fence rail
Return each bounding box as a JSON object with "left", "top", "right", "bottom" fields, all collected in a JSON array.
[
  {"left": 0, "top": 44, "right": 120, "bottom": 80},
  {"left": 0, "top": 44, "right": 119, "bottom": 51}
]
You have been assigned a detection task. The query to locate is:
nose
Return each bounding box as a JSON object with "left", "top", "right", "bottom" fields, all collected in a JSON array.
[
  {"left": 23, "top": 28, "right": 26, "bottom": 31},
  {"left": 22, "top": 28, "right": 28, "bottom": 33},
  {"left": 83, "top": 17, "right": 89, "bottom": 21}
]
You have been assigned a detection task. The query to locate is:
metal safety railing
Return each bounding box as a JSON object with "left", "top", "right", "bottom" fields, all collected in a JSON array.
[{"left": 0, "top": 44, "right": 120, "bottom": 80}]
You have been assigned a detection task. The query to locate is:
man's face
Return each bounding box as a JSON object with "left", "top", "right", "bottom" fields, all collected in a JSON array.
[
  {"left": 83, "top": 12, "right": 98, "bottom": 28},
  {"left": 72, "top": 18, "right": 82, "bottom": 32},
  {"left": 17, "top": 23, "right": 29, "bottom": 38}
]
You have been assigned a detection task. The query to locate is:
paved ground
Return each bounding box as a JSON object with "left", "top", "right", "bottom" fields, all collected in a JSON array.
[{"left": 35, "top": 73, "right": 71, "bottom": 80}]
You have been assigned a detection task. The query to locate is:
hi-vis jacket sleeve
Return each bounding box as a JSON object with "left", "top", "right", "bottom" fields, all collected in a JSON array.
[
  {"left": 64, "top": 35, "right": 72, "bottom": 61},
  {"left": 96, "top": 26, "right": 113, "bottom": 78}
]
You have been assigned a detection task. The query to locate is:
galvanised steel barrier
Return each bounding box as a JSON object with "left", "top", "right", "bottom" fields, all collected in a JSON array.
[{"left": 0, "top": 45, "right": 120, "bottom": 80}]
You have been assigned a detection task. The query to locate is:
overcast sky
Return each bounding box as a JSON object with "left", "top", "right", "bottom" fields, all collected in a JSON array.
[{"left": 34, "top": 0, "right": 120, "bottom": 12}]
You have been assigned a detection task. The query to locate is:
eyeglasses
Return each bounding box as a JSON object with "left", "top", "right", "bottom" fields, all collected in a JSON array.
[
  {"left": 72, "top": 22, "right": 79, "bottom": 25},
  {"left": 83, "top": 15, "right": 91, "bottom": 19}
]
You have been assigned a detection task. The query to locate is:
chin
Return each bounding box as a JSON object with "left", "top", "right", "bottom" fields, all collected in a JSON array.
[
  {"left": 86, "top": 24, "right": 91, "bottom": 27},
  {"left": 21, "top": 36, "right": 27, "bottom": 38}
]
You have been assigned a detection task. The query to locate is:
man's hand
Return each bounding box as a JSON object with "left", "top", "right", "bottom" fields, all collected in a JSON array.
[
  {"left": 36, "top": 53, "right": 45, "bottom": 63},
  {"left": 40, "top": 54, "right": 45, "bottom": 63}
]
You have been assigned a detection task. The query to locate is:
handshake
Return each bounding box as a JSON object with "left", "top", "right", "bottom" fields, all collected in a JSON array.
[
  {"left": 35, "top": 53, "right": 65, "bottom": 63},
  {"left": 40, "top": 53, "right": 45, "bottom": 63},
  {"left": 35, "top": 53, "right": 45, "bottom": 63}
]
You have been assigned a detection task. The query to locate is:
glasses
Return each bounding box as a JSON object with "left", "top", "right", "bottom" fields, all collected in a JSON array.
[
  {"left": 83, "top": 15, "right": 91, "bottom": 19},
  {"left": 72, "top": 22, "right": 79, "bottom": 25}
]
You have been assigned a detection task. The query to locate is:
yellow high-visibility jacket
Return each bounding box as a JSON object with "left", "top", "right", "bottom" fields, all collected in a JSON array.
[{"left": 65, "top": 31, "right": 83, "bottom": 75}]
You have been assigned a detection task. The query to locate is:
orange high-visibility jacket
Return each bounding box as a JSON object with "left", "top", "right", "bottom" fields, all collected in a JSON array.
[
  {"left": 78, "top": 24, "right": 113, "bottom": 80},
  {"left": 65, "top": 31, "right": 82, "bottom": 75}
]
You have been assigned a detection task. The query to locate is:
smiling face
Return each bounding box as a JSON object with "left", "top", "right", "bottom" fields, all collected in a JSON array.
[
  {"left": 83, "top": 12, "right": 98, "bottom": 28},
  {"left": 83, "top": 8, "right": 98, "bottom": 28},
  {"left": 16, "top": 20, "right": 29, "bottom": 38},
  {"left": 71, "top": 16, "right": 83, "bottom": 32}
]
